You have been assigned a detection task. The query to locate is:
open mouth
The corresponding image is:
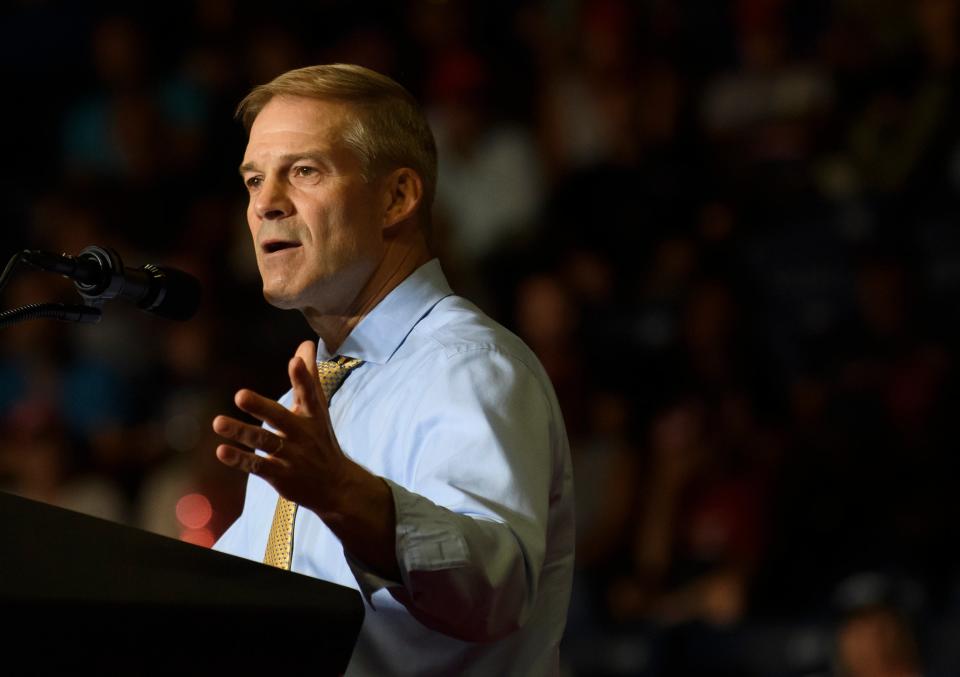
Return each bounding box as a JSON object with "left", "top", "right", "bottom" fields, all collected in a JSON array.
[{"left": 262, "top": 240, "right": 302, "bottom": 254}]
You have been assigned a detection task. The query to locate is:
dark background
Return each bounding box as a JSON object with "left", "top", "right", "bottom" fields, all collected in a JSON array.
[{"left": 2, "top": 1, "right": 960, "bottom": 674}]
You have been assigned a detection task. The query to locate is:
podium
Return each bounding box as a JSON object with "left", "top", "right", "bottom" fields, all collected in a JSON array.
[{"left": 0, "top": 491, "right": 364, "bottom": 674}]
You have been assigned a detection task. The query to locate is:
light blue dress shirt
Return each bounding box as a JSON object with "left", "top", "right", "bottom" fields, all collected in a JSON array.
[{"left": 214, "top": 259, "right": 575, "bottom": 675}]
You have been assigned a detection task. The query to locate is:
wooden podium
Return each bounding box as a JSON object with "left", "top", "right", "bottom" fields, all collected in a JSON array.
[{"left": 0, "top": 491, "right": 364, "bottom": 674}]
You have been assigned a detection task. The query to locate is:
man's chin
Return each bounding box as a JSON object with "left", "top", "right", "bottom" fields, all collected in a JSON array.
[{"left": 261, "top": 286, "right": 302, "bottom": 310}]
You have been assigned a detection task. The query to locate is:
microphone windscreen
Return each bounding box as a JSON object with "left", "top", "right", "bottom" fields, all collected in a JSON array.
[{"left": 144, "top": 267, "right": 202, "bottom": 321}]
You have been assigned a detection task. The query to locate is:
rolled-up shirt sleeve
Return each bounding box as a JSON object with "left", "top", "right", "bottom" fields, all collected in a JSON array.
[{"left": 345, "top": 346, "right": 556, "bottom": 643}]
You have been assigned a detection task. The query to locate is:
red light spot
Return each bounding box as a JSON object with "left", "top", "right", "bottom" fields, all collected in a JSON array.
[
  {"left": 175, "top": 493, "right": 213, "bottom": 529},
  {"left": 180, "top": 527, "right": 215, "bottom": 548}
]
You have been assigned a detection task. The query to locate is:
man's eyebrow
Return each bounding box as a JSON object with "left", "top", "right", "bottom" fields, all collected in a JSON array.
[{"left": 238, "top": 151, "right": 331, "bottom": 176}]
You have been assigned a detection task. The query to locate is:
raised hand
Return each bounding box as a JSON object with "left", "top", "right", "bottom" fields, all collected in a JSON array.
[
  {"left": 213, "top": 340, "right": 350, "bottom": 516},
  {"left": 213, "top": 340, "right": 398, "bottom": 577}
]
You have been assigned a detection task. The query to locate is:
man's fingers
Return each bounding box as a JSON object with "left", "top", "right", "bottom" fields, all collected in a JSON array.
[
  {"left": 290, "top": 355, "right": 322, "bottom": 416},
  {"left": 290, "top": 339, "right": 316, "bottom": 414},
  {"left": 215, "top": 444, "right": 286, "bottom": 478},
  {"left": 213, "top": 415, "right": 286, "bottom": 455},
  {"left": 291, "top": 340, "right": 323, "bottom": 415},
  {"left": 234, "top": 388, "right": 301, "bottom": 433},
  {"left": 295, "top": 340, "right": 318, "bottom": 373}
]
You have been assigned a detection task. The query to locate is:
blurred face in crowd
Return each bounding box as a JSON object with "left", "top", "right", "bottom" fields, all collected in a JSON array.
[
  {"left": 240, "top": 96, "right": 386, "bottom": 316},
  {"left": 837, "top": 608, "right": 920, "bottom": 677}
]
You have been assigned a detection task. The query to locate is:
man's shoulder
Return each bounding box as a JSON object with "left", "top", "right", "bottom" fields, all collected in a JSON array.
[
  {"left": 390, "top": 293, "right": 564, "bottom": 429},
  {"left": 412, "top": 294, "right": 539, "bottom": 370}
]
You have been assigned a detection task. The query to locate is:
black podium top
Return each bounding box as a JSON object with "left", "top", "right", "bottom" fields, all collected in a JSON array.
[{"left": 0, "top": 491, "right": 364, "bottom": 675}]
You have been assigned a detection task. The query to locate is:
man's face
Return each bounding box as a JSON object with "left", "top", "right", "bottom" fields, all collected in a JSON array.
[{"left": 240, "top": 96, "right": 385, "bottom": 314}]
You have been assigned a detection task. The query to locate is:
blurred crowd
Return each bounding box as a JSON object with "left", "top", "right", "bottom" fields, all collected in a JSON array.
[{"left": 3, "top": 1, "right": 960, "bottom": 674}]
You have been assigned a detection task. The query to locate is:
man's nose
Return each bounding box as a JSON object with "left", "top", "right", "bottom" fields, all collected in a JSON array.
[{"left": 254, "top": 177, "right": 294, "bottom": 221}]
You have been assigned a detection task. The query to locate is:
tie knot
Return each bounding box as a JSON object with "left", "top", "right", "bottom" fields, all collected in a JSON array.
[{"left": 316, "top": 356, "right": 363, "bottom": 400}]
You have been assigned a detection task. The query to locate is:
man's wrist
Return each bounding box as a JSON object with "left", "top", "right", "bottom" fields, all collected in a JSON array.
[
  {"left": 312, "top": 459, "right": 401, "bottom": 581},
  {"left": 315, "top": 458, "right": 394, "bottom": 527}
]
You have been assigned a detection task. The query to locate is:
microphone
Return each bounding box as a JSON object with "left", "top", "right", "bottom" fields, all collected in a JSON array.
[{"left": 21, "top": 246, "right": 202, "bottom": 321}]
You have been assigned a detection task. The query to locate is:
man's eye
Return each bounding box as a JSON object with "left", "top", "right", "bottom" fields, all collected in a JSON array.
[
  {"left": 245, "top": 176, "right": 263, "bottom": 189},
  {"left": 293, "top": 166, "right": 317, "bottom": 178}
]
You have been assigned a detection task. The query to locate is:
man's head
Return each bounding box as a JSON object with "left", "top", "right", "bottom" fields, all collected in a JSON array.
[
  {"left": 237, "top": 65, "right": 436, "bottom": 320},
  {"left": 237, "top": 64, "right": 437, "bottom": 221}
]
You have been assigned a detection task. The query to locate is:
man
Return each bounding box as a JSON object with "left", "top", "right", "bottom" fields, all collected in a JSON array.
[{"left": 212, "top": 64, "right": 574, "bottom": 675}]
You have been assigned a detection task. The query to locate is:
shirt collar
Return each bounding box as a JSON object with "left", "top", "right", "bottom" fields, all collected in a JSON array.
[{"left": 317, "top": 258, "right": 453, "bottom": 365}]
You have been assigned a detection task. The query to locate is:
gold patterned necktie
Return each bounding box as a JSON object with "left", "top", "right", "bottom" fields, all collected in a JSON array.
[{"left": 262, "top": 355, "right": 364, "bottom": 569}]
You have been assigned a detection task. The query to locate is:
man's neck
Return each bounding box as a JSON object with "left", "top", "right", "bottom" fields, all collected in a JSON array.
[{"left": 305, "top": 240, "right": 432, "bottom": 354}]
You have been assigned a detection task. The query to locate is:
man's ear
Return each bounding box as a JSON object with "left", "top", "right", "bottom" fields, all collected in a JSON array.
[{"left": 382, "top": 168, "right": 423, "bottom": 229}]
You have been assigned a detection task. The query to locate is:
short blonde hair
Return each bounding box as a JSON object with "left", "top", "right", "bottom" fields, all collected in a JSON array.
[{"left": 237, "top": 63, "right": 437, "bottom": 219}]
